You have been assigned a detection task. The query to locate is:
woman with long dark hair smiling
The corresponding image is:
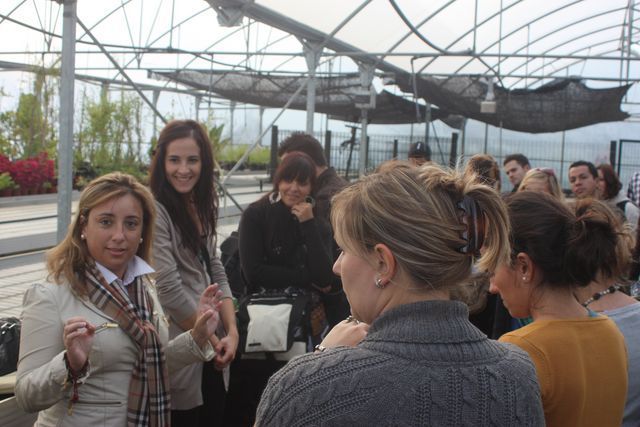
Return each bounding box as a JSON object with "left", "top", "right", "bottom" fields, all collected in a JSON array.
[{"left": 149, "top": 120, "right": 237, "bottom": 425}]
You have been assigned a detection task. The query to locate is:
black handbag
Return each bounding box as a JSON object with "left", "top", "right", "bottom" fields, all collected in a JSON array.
[
  {"left": 0, "top": 317, "right": 21, "bottom": 376},
  {"left": 237, "top": 288, "right": 310, "bottom": 354}
]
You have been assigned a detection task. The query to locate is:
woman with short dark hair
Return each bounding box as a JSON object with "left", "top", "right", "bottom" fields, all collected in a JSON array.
[
  {"left": 233, "top": 152, "right": 334, "bottom": 425},
  {"left": 597, "top": 163, "right": 639, "bottom": 232}
]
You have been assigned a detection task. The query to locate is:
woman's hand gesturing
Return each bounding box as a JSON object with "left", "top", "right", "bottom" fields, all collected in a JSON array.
[
  {"left": 63, "top": 317, "right": 96, "bottom": 372},
  {"left": 191, "top": 284, "right": 223, "bottom": 349}
]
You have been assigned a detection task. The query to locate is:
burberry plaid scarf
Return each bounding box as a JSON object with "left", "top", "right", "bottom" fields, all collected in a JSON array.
[{"left": 84, "top": 263, "right": 170, "bottom": 427}]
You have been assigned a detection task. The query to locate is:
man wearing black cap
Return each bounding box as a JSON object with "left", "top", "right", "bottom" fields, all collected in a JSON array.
[{"left": 408, "top": 141, "right": 432, "bottom": 167}]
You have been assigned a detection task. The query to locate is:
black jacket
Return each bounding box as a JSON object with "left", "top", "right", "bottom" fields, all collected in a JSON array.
[
  {"left": 313, "top": 167, "right": 348, "bottom": 291},
  {"left": 238, "top": 195, "right": 334, "bottom": 292}
]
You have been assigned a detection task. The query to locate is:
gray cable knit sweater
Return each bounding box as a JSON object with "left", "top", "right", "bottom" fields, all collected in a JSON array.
[{"left": 256, "top": 300, "right": 544, "bottom": 426}]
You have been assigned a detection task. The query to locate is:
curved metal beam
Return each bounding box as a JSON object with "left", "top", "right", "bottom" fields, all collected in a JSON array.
[
  {"left": 416, "top": 0, "right": 524, "bottom": 73},
  {"left": 448, "top": 0, "right": 583, "bottom": 76},
  {"left": 0, "top": 0, "right": 27, "bottom": 27},
  {"left": 517, "top": 33, "right": 639, "bottom": 89},
  {"left": 376, "top": 0, "right": 458, "bottom": 65},
  {"left": 506, "top": 20, "right": 634, "bottom": 88},
  {"left": 499, "top": 7, "right": 627, "bottom": 84}
]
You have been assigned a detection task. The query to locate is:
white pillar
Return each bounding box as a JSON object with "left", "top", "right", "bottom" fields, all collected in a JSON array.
[
  {"left": 57, "top": 0, "right": 77, "bottom": 243},
  {"left": 302, "top": 39, "right": 322, "bottom": 134},
  {"left": 356, "top": 62, "right": 376, "bottom": 176}
]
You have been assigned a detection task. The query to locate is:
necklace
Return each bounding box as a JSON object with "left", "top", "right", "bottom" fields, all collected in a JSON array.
[{"left": 581, "top": 285, "right": 622, "bottom": 307}]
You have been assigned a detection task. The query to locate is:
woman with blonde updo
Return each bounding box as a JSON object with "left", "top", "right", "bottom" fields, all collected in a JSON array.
[
  {"left": 255, "top": 164, "right": 544, "bottom": 426},
  {"left": 464, "top": 153, "right": 502, "bottom": 191},
  {"left": 518, "top": 167, "right": 564, "bottom": 200}
]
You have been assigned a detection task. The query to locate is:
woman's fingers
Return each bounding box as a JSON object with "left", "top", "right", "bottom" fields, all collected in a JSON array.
[
  {"left": 203, "top": 283, "right": 220, "bottom": 297},
  {"left": 64, "top": 318, "right": 95, "bottom": 340}
]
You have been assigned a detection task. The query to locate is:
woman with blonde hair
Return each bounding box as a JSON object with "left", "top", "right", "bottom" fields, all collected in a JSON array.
[
  {"left": 255, "top": 164, "right": 544, "bottom": 426},
  {"left": 518, "top": 167, "right": 563, "bottom": 200},
  {"left": 15, "top": 172, "right": 222, "bottom": 427},
  {"left": 464, "top": 153, "right": 502, "bottom": 191}
]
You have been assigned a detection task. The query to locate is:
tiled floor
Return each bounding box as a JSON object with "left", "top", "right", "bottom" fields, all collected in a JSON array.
[{"left": 0, "top": 263, "right": 47, "bottom": 317}]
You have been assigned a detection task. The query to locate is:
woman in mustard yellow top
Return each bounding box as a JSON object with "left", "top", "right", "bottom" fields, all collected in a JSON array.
[{"left": 490, "top": 191, "right": 628, "bottom": 427}]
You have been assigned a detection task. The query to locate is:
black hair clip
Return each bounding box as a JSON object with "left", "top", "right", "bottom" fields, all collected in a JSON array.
[{"left": 456, "top": 195, "right": 485, "bottom": 257}]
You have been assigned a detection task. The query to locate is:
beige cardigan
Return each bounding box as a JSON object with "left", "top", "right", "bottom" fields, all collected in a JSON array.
[
  {"left": 152, "top": 201, "right": 232, "bottom": 409},
  {"left": 15, "top": 279, "right": 214, "bottom": 427}
]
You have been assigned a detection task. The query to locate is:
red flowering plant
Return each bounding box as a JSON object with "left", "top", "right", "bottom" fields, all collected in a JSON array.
[
  {"left": 0, "top": 154, "right": 11, "bottom": 175},
  {"left": 12, "top": 152, "right": 55, "bottom": 193}
]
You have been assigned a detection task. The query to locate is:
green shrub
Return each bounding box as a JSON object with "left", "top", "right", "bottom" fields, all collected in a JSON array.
[
  {"left": 217, "top": 144, "right": 270, "bottom": 170},
  {"left": 0, "top": 172, "right": 16, "bottom": 190}
]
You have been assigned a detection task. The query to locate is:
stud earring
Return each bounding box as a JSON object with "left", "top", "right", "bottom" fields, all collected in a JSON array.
[
  {"left": 139, "top": 238, "right": 143, "bottom": 243},
  {"left": 80, "top": 234, "right": 86, "bottom": 240},
  {"left": 522, "top": 276, "right": 527, "bottom": 282},
  {"left": 375, "top": 277, "right": 385, "bottom": 289}
]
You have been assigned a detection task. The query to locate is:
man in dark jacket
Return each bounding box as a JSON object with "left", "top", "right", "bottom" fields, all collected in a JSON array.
[{"left": 278, "top": 132, "right": 350, "bottom": 327}]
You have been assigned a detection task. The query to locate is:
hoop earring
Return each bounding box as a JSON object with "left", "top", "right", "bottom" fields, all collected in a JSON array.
[
  {"left": 269, "top": 191, "right": 282, "bottom": 204},
  {"left": 375, "top": 277, "right": 385, "bottom": 289}
]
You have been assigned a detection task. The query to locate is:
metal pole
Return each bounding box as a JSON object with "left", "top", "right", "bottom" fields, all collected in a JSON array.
[
  {"left": 259, "top": 106, "right": 264, "bottom": 146},
  {"left": 359, "top": 109, "right": 368, "bottom": 175},
  {"left": 229, "top": 101, "right": 236, "bottom": 145},
  {"left": 324, "top": 130, "right": 332, "bottom": 167},
  {"left": 483, "top": 123, "right": 489, "bottom": 153},
  {"left": 195, "top": 95, "right": 201, "bottom": 122},
  {"left": 57, "top": 0, "right": 77, "bottom": 243},
  {"left": 625, "top": 1, "right": 634, "bottom": 102},
  {"left": 559, "top": 130, "right": 566, "bottom": 189},
  {"left": 269, "top": 125, "right": 278, "bottom": 181},
  {"left": 302, "top": 41, "right": 321, "bottom": 134},
  {"left": 499, "top": 121, "right": 503, "bottom": 162},
  {"left": 449, "top": 132, "right": 458, "bottom": 168},
  {"left": 460, "top": 118, "right": 467, "bottom": 160},
  {"left": 610, "top": 140, "right": 617, "bottom": 168},
  {"left": 152, "top": 90, "right": 160, "bottom": 140},
  {"left": 424, "top": 102, "right": 431, "bottom": 145}
]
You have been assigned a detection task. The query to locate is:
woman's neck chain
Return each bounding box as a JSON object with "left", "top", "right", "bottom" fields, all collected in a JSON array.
[{"left": 581, "top": 285, "right": 622, "bottom": 307}]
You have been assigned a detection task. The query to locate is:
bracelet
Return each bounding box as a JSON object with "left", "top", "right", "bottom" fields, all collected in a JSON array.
[
  {"left": 63, "top": 353, "right": 88, "bottom": 415},
  {"left": 314, "top": 344, "right": 326, "bottom": 353}
]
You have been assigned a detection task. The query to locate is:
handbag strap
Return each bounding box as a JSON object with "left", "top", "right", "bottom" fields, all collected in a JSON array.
[{"left": 200, "top": 242, "right": 215, "bottom": 282}]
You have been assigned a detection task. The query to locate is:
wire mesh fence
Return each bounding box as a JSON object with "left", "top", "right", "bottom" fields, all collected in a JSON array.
[{"left": 276, "top": 129, "right": 639, "bottom": 192}]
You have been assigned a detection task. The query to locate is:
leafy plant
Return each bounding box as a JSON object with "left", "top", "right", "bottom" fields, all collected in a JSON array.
[
  {"left": 0, "top": 66, "right": 58, "bottom": 159},
  {"left": 217, "top": 144, "right": 270, "bottom": 170},
  {"left": 0, "top": 172, "right": 15, "bottom": 191},
  {"left": 75, "top": 89, "right": 146, "bottom": 177}
]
